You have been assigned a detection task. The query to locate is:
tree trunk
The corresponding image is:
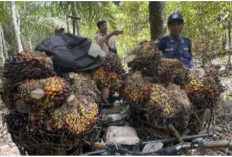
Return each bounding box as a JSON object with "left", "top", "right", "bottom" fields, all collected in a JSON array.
[
  {"left": 149, "top": 1, "right": 164, "bottom": 40},
  {"left": 0, "top": 23, "right": 6, "bottom": 68},
  {"left": 24, "top": 2, "right": 32, "bottom": 50},
  {"left": 12, "top": 1, "right": 23, "bottom": 53},
  {"left": 0, "top": 23, "right": 8, "bottom": 59},
  {"left": 228, "top": 20, "right": 231, "bottom": 68},
  {"left": 73, "top": 2, "right": 80, "bottom": 35},
  {"left": 66, "top": 13, "right": 70, "bottom": 33},
  {"left": 222, "top": 31, "right": 227, "bottom": 53}
]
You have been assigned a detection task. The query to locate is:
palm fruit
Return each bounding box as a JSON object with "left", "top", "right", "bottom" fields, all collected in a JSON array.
[
  {"left": 154, "top": 58, "right": 190, "bottom": 85},
  {"left": 43, "top": 77, "right": 70, "bottom": 106},
  {"left": 183, "top": 69, "right": 222, "bottom": 134},
  {"left": 122, "top": 71, "right": 152, "bottom": 106},
  {"left": 3, "top": 51, "right": 55, "bottom": 84},
  {"left": 187, "top": 112, "right": 203, "bottom": 134},
  {"left": 204, "top": 68, "right": 224, "bottom": 93},
  {"left": 92, "top": 53, "right": 125, "bottom": 94},
  {"left": 166, "top": 83, "right": 192, "bottom": 110},
  {"left": 147, "top": 83, "right": 176, "bottom": 116},
  {"left": 130, "top": 83, "right": 192, "bottom": 140},
  {"left": 28, "top": 111, "right": 50, "bottom": 132},
  {"left": 0, "top": 79, "right": 17, "bottom": 109},
  {"left": 184, "top": 76, "right": 220, "bottom": 110},
  {"left": 5, "top": 112, "right": 28, "bottom": 131},
  {"left": 18, "top": 77, "right": 70, "bottom": 111},
  {"left": 127, "top": 41, "right": 163, "bottom": 78},
  {"left": 68, "top": 72, "right": 101, "bottom": 103},
  {"left": 51, "top": 95, "right": 99, "bottom": 136}
]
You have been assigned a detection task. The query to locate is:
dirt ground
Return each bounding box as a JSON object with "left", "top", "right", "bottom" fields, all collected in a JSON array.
[
  {"left": 0, "top": 100, "right": 20, "bottom": 155},
  {"left": 1, "top": 57, "right": 232, "bottom": 155}
]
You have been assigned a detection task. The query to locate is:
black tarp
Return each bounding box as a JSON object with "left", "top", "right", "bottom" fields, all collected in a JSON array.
[{"left": 35, "top": 33, "right": 105, "bottom": 72}]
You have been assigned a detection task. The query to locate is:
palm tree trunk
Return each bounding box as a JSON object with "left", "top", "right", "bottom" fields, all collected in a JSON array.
[
  {"left": 12, "top": 1, "right": 23, "bottom": 53},
  {"left": 73, "top": 2, "right": 80, "bottom": 35},
  {"left": 0, "top": 23, "right": 8, "bottom": 59},
  {"left": 228, "top": 20, "right": 231, "bottom": 68},
  {"left": 0, "top": 23, "right": 6, "bottom": 71},
  {"left": 149, "top": 1, "right": 164, "bottom": 40},
  {"left": 66, "top": 13, "right": 70, "bottom": 33}
]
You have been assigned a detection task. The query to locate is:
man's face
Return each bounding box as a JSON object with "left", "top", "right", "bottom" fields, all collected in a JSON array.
[
  {"left": 168, "top": 20, "right": 184, "bottom": 39},
  {"left": 55, "top": 28, "right": 64, "bottom": 35},
  {"left": 99, "top": 22, "right": 108, "bottom": 34}
]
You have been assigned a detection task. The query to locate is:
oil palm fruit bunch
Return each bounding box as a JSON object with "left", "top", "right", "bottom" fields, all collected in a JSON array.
[
  {"left": 166, "top": 83, "right": 192, "bottom": 131},
  {"left": 184, "top": 76, "right": 220, "bottom": 109},
  {"left": 92, "top": 53, "right": 125, "bottom": 94},
  {"left": 51, "top": 95, "right": 99, "bottom": 136},
  {"left": 127, "top": 41, "right": 163, "bottom": 77},
  {"left": 28, "top": 111, "right": 51, "bottom": 132},
  {"left": 0, "top": 79, "right": 18, "bottom": 109},
  {"left": 187, "top": 112, "right": 203, "bottom": 134},
  {"left": 146, "top": 83, "right": 177, "bottom": 116},
  {"left": 18, "top": 77, "right": 70, "bottom": 111},
  {"left": 3, "top": 51, "right": 55, "bottom": 84},
  {"left": 122, "top": 71, "right": 152, "bottom": 106},
  {"left": 5, "top": 112, "right": 28, "bottom": 131},
  {"left": 68, "top": 72, "right": 101, "bottom": 103},
  {"left": 130, "top": 83, "right": 192, "bottom": 140},
  {"left": 204, "top": 68, "right": 224, "bottom": 93},
  {"left": 154, "top": 58, "right": 190, "bottom": 85}
]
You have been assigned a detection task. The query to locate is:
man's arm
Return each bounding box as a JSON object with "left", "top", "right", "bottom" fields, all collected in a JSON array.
[
  {"left": 188, "top": 57, "right": 194, "bottom": 69},
  {"left": 97, "top": 30, "right": 123, "bottom": 46},
  {"left": 188, "top": 40, "right": 194, "bottom": 69}
]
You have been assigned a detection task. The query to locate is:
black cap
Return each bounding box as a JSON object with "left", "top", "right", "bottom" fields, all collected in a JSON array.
[
  {"left": 168, "top": 13, "right": 184, "bottom": 24},
  {"left": 97, "top": 19, "right": 106, "bottom": 28}
]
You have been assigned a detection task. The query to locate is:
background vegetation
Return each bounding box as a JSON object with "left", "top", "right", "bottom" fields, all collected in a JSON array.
[{"left": 0, "top": 1, "right": 232, "bottom": 65}]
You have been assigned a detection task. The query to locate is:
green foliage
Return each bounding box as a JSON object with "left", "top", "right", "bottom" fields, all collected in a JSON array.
[
  {"left": 165, "top": 2, "right": 232, "bottom": 64},
  {"left": 0, "top": 1, "right": 232, "bottom": 63},
  {"left": 225, "top": 92, "right": 232, "bottom": 100},
  {"left": 115, "top": 2, "right": 150, "bottom": 57}
]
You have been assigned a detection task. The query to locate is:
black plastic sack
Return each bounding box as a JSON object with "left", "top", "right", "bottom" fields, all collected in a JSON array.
[{"left": 35, "top": 33, "right": 105, "bottom": 72}]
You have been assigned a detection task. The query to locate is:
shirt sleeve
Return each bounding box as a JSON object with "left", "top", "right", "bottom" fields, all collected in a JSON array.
[
  {"left": 156, "top": 37, "right": 165, "bottom": 53},
  {"left": 188, "top": 40, "right": 194, "bottom": 68}
]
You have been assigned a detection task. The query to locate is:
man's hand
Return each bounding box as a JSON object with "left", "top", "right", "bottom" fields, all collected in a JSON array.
[
  {"left": 112, "top": 30, "right": 123, "bottom": 36},
  {"left": 153, "top": 39, "right": 160, "bottom": 44},
  {"left": 139, "top": 39, "right": 148, "bottom": 45}
]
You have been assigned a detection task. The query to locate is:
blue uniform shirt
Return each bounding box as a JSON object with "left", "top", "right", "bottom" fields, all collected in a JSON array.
[{"left": 156, "top": 35, "right": 194, "bottom": 68}]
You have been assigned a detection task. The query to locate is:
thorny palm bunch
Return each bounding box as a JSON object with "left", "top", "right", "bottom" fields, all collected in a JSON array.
[
  {"left": 68, "top": 72, "right": 101, "bottom": 103},
  {"left": 1, "top": 51, "right": 56, "bottom": 109},
  {"left": 183, "top": 68, "right": 223, "bottom": 134},
  {"left": 154, "top": 58, "right": 190, "bottom": 85},
  {"left": 184, "top": 75, "right": 220, "bottom": 110},
  {"left": 18, "top": 77, "right": 70, "bottom": 111},
  {"left": 122, "top": 71, "right": 152, "bottom": 106},
  {"left": 3, "top": 51, "right": 55, "bottom": 84},
  {"left": 130, "top": 83, "right": 192, "bottom": 140},
  {"left": 51, "top": 95, "right": 99, "bottom": 137},
  {"left": 92, "top": 53, "right": 125, "bottom": 94},
  {"left": 127, "top": 41, "right": 163, "bottom": 78}
]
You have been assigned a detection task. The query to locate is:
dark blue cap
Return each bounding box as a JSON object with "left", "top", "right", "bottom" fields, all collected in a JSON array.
[{"left": 168, "top": 13, "right": 184, "bottom": 24}]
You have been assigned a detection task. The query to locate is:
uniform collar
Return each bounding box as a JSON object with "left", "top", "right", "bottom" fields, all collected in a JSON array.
[{"left": 168, "top": 35, "right": 184, "bottom": 43}]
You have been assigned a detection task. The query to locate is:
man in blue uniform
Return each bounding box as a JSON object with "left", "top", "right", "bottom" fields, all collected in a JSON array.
[{"left": 155, "top": 13, "right": 194, "bottom": 69}]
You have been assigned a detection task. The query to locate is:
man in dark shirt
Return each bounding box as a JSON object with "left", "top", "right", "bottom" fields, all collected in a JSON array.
[{"left": 155, "top": 13, "right": 194, "bottom": 68}]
